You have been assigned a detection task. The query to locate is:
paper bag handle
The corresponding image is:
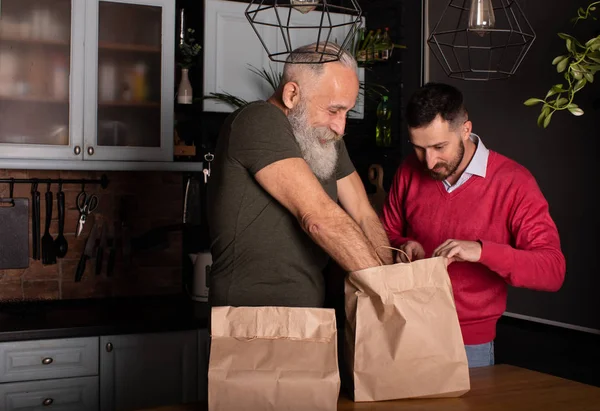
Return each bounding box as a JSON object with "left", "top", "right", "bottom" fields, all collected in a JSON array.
[{"left": 376, "top": 245, "right": 411, "bottom": 264}]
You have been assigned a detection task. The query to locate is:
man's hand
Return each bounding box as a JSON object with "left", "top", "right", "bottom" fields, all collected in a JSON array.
[
  {"left": 395, "top": 240, "right": 426, "bottom": 263},
  {"left": 337, "top": 172, "right": 393, "bottom": 265},
  {"left": 432, "top": 239, "right": 482, "bottom": 265}
]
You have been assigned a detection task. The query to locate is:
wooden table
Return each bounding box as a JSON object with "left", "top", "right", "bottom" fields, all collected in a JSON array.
[{"left": 141, "top": 365, "right": 600, "bottom": 411}]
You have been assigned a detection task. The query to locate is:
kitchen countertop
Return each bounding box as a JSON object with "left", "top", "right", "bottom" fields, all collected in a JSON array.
[
  {"left": 0, "top": 294, "right": 209, "bottom": 342},
  {"left": 138, "top": 365, "right": 600, "bottom": 411}
]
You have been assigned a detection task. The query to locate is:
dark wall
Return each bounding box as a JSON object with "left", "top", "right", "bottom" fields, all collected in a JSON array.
[{"left": 427, "top": 0, "right": 600, "bottom": 331}]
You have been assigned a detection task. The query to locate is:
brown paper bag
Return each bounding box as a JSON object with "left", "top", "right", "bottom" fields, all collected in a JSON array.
[
  {"left": 345, "top": 256, "right": 470, "bottom": 402},
  {"left": 208, "top": 306, "right": 340, "bottom": 411}
]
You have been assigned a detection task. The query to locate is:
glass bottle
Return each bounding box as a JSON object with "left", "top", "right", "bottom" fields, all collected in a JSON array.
[
  {"left": 381, "top": 27, "right": 393, "bottom": 60},
  {"left": 375, "top": 95, "right": 392, "bottom": 147}
]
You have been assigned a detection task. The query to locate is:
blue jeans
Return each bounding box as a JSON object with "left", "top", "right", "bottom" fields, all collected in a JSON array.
[{"left": 465, "top": 341, "right": 494, "bottom": 368}]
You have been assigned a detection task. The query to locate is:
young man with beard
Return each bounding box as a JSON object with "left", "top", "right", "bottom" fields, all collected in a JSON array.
[
  {"left": 207, "top": 42, "right": 392, "bottom": 308},
  {"left": 381, "top": 82, "right": 566, "bottom": 368}
]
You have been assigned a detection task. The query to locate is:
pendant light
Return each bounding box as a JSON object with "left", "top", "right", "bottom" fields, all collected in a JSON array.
[
  {"left": 245, "top": 0, "right": 363, "bottom": 63},
  {"left": 290, "top": 0, "right": 321, "bottom": 14},
  {"left": 468, "top": 0, "right": 496, "bottom": 36},
  {"left": 428, "top": 0, "right": 535, "bottom": 80}
]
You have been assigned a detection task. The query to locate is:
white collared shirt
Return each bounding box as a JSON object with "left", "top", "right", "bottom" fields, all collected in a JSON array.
[{"left": 443, "top": 133, "right": 489, "bottom": 193}]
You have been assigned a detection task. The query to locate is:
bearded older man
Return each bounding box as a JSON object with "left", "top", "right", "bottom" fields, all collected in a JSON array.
[{"left": 206, "top": 42, "right": 392, "bottom": 308}]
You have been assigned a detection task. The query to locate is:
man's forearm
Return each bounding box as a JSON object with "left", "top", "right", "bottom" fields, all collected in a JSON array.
[
  {"left": 359, "top": 214, "right": 394, "bottom": 265},
  {"left": 301, "top": 207, "right": 382, "bottom": 272}
]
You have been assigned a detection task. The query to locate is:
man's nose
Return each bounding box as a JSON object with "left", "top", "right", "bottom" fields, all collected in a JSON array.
[
  {"left": 425, "top": 151, "right": 438, "bottom": 169},
  {"left": 330, "top": 115, "right": 346, "bottom": 137}
]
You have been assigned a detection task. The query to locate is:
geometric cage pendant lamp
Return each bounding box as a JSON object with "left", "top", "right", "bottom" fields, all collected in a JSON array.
[
  {"left": 428, "top": 0, "right": 536, "bottom": 80},
  {"left": 245, "top": 0, "right": 363, "bottom": 63}
]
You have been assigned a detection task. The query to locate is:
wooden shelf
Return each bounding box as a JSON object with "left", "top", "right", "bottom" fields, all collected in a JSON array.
[
  {"left": 0, "top": 95, "right": 69, "bottom": 104},
  {"left": 0, "top": 36, "right": 70, "bottom": 47},
  {"left": 98, "top": 100, "right": 160, "bottom": 108},
  {"left": 99, "top": 42, "right": 161, "bottom": 53}
]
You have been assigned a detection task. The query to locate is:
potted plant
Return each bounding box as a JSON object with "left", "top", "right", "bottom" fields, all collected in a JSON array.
[{"left": 524, "top": 2, "right": 600, "bottom": 128}]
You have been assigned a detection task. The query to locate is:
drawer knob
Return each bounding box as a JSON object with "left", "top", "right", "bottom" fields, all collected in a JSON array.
[
  {"left": 41, "top": 357, "right": 54, "bottom": 365},
  {"left": 106, "top": 342, "right": 113, "bottom": 352},
  {"left": 43, "top": 398, "right": 54, "bottom": 406}
]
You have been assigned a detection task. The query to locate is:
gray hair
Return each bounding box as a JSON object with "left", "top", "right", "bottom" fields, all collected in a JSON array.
[{"left": 282, "top": 42, "right": 357, "bottom": 85}]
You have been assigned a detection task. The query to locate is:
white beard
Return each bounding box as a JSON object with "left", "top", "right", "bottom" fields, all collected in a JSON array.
[{"left": 288, "top": 102, "right": 339, "bottom": 181}]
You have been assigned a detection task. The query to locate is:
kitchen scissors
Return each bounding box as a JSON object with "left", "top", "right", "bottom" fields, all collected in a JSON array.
[{"left": 76, "top": 190, "right": 99, "bottom": 237}]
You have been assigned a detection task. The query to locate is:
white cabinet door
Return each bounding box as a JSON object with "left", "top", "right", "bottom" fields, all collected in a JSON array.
[
  {"left": 203, "top": 0, "right": 364, "bottom": 119},
  {"left": 83, "top": 0, "right": 175, "bottom": 162},
  {"left": 203, "top": 0, "right": 276, "bottom": 113},
  {"left": 0, "top": 0, "right": 86, "bottom": 160}
]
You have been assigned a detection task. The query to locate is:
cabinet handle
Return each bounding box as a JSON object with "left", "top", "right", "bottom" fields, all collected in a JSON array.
[
  {"left": 74, "top": 145, "right": 81, "bottom": 155},
  {"left": 87, "top": 146, "right": 95, "bottom": 156},
  {"left": 106, "top": 342, "right": 113, "bottom": 352},
  {"left": 41, "top": 357, "right": 54, "bottom": 365},
  {"left": 43, "top": 398, "right": 54, "bottom": 406}
]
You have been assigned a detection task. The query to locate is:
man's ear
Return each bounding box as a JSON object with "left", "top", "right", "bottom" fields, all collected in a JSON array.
[
  {"left": 463, "top": 120, "right": 473, "bottom": 140},
  {"left": 281, "top": 82, "right": 301, "bottom": 110}
]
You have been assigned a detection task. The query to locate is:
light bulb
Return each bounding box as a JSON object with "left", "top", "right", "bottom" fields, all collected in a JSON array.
[
  {"left": 290, "top": 0, "right": 321, "bottom": 14},
  {"left": 468, "top": 0, "right": 496, "bottom": 36}
]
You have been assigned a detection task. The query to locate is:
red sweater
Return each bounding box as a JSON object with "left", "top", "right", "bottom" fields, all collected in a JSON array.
[{"left": 381, "top": 151, "right": 566, "bottom": 345}]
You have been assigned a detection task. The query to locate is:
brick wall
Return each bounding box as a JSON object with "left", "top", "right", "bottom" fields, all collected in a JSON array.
[{"left": 0, "top": 169, "right": 184, "bottom": 301}]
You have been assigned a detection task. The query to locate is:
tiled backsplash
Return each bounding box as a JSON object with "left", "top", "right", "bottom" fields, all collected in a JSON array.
[{"left": 0, "top": 169, "right": 184, "bottom": 301}]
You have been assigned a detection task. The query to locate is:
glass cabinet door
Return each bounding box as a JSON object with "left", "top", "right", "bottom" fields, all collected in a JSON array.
[
  {"left": 84, "top": 0, "right": 174, "bottom": 162},
  {"left": 0, "top": 0, "right": 84, "bottom": 159}
]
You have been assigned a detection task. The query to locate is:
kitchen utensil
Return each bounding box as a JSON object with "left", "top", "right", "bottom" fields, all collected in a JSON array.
[
  {"left": 121, "top": 226, "right": 131, "bottom": 266},
  {"left": 30, "top": 182, "right": 41, "bottom": 261},
  {"left": 95, "top": 223, "right": 107, "bottom": 276},
  {"left": 75, "top": 222, "right": 98, "bottom": 282},
  {"left": 41, "top": 185, "right": 56, "bottom": 265},
  {"left": 54, "top": 184, "right": 68, "bottom": 258},
  {"left": 106, "top": 224, "right": 116, "bottom": 277},
  {"left": 119, "top": 197, "right": 131, "bottom": 267},
  {"left": 188, "top": 251, "right": 211, "bottom": 302},
  {"left": 76, "top": 189, "right": 98, "bottom": 237},
  {"left": 0, "top": 181, "right": 29, "bottom": 269}
]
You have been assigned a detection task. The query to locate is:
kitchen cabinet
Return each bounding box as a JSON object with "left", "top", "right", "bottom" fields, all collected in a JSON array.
[
  {"left": 197, "top": 329, "right": 209, "bottom": 402},
  {"left": 0, "top": 337, "right": 99, "bottom": 410},
  {"left": 0, "top": 0, "right": 197, "bottom": 171},
  {"left": 0, "top": 328, "right": 202, "bottom": 411},
  {"left": 100, "top": 330, "right": 198, "bottom": 411},
  {"left": 0, "top": 377, "right": 99, "bottom": 411},
  {"left": 0, "top": 337, "right": 99, "bottom": 383},
  {"left": 203, "top": 0, "right": 366, "bottom": 119}
]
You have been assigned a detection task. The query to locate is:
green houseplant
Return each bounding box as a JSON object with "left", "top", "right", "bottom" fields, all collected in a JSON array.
[{"left": 524, "top": 2, "right": 600, "bottom": 128}]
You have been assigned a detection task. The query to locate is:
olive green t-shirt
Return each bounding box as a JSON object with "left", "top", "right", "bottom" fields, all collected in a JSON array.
[{"left": 207, "top": 101, "right": 355, "bottom": 308}]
